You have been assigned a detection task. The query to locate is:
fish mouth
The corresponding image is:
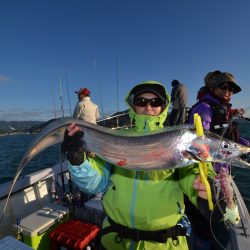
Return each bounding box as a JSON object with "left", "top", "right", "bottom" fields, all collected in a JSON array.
[
  {"left": 185, "top": 149, "right": 216, "bottom": 162},
  {"left": 184, "top": 150, "right": 202, "bottom": 162},
  {"left": 221, "top": 150, "right": 233, "bottom": 156}
]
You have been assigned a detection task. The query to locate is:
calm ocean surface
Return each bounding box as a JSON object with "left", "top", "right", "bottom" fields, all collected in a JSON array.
[{"left": 0, "top": 121, "right": 250, "bottom": 209}]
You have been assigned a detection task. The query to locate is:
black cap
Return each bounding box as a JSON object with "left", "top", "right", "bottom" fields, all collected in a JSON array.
[
  {"left": 130, "top": 84, "right": 167, "bottom": 102},
  {"left": 172, "top": 80, "right": 180, "bottom": 86},
  {"left": 204, "top": 71, "right": 241, "bottom": 94}
]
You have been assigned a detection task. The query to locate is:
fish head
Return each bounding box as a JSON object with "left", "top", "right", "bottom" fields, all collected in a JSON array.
[
  {"left": 206, "top": 131, "right": 250, "bottom": 162},
  {"left": 186, "top": 131, "right": 250, "bottom": 163},
  {"left": 186, "top": 136, "right": 214, "bottom": 162}
]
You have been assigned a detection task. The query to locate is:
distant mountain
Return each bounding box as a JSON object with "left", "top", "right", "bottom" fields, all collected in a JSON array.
[
  {"left": 26, "top": 111, "right": 132, "bottom": 133},
  {"left": 22, "top": 110, "right": 131, "bottom": 134},
  {"left": 24, "top": 118, "right": 60, "bottom": 133},
  {"left": 0, "top": 109, "right": 171, "bottom": 134},
  {"left": 0, "top": 120, "right": 43, "bottom": 134}
]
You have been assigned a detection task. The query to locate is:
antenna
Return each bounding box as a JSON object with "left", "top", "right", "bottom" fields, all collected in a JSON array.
[
  {"left": 93, "top": 57, "right": 104, "bottom": 119},
  {"left": 58, "top": 73, "right": 65, "bottom": 117},
  {"left": 64, "top": 63, "right": 72, "bottom": 116}
]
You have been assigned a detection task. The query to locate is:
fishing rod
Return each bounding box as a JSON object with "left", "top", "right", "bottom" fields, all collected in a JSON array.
[
  {"left": 116, "top": 56, "right": 120, "bottom": 112},
  {"left": 58, "top": 73, "right": 66, "bottom": 193},
  {"left": 64, "top": 63, "right": 72, "bottom": 116},
  {"left": 93, "top": 57, "right": 104, "bottom": 120},
  {"left": 51, "top": 85, "right": 57, "bottom": 119},
  {"left": 58, "top": 73, "right": 65, "bottom": 118}
]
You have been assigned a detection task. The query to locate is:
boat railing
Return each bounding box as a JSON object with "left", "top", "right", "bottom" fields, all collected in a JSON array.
[
  {"left": 97, "top": 110, "right": 134, "bottom": 129},
  {"left": 0, "top": 162, "right": 68, "bottom": 200}
]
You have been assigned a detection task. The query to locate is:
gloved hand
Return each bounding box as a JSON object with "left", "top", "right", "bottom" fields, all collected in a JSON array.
[
  {"left": 233, "top": 108, "right": 245, "bottom": 117},
  {"left": 61, "top": 125, "right": 85, "bottom": 166}
]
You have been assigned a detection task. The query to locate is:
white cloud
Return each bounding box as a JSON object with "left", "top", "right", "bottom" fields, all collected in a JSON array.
[
  {"left": 0, "top": 108, "right": 61, "bottom": 121},
  {"left": 0, "top": 75, "right": 11, "bottom": 85}
]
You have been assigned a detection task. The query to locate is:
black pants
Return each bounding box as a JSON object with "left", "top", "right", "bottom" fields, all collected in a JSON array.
[{"left": 169, "top": 108, "right": 186, "bottom": 126}]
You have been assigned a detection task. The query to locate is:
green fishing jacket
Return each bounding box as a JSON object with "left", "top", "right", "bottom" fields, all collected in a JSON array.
[
  {"left": 69, "top": 81, "right": 215, "bottom": 250},
  {"left": 101, "top": 81, "right": 214, "bottom": 250}
]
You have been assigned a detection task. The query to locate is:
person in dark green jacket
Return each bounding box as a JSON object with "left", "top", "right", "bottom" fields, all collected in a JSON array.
[{"left": 61, "top": 80, "right": 215, "bottom": 250}]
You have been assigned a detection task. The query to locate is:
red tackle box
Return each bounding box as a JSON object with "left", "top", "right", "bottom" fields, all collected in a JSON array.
[{"left": 49, "top": 219, "right": 100, "bottom": 250}]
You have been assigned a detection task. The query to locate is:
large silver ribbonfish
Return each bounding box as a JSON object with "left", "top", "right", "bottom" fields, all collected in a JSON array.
[
  {"left": 17, "top": 117, "right": 250, "bottom": 173},
  {"left": 1, "top": 117, "right": 250, "bottom": 222}
]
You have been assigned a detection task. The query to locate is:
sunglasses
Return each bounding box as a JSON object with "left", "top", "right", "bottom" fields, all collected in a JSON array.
[
  {"left": 133, "top": 97, "right": 165, "bottom": 107},
  {"left": 217, "top": 82, "right": 235, "bottom": 92}
]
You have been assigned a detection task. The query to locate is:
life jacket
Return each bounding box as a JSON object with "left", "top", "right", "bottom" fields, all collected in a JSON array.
[{"left": 190, "top": 99, "right": 239, "bottom": 142}]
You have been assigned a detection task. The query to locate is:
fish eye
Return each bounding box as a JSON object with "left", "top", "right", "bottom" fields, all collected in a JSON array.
[{"left": 221, "top": 142, "right": 229, "bottom": 149}]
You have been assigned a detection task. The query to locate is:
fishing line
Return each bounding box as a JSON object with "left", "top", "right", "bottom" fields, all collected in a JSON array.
[
  {"left": 210, "top": 169, "right": 235, "bottom": 250},
  {"left": 0, "top": 165, "right": 21, "bottom": 225},
  {"left": 209, "top": 196, "right": 228, "bottom": 250},
  {"left": 212, "top": 195, "right": 248, "bottom": 245},
  {"left": 0, "top": 136, "right": 34, "bottom": 224},
  {"left": 209, "top": 161, "right": 247, "bottom": 250}
]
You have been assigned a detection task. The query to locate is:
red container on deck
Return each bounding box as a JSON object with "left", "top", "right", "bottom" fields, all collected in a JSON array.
[{"left": 49, "top": 219, "right": 100, "bottom": 250}]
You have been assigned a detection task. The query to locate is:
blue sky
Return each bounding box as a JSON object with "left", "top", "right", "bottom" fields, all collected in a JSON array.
[{"left": 1, "top": 0, "right": 250, "bottom": 121}]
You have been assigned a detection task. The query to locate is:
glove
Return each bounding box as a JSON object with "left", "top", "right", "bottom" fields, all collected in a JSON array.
[
  {"left": 233, "top": 108, "right": 245, "bottom": 117},
  {"left": 61, "top": 129, "right": 85, "bottom": 166},
  {"left": 237, "top": 108, "right": 245, "bottom": 116}
]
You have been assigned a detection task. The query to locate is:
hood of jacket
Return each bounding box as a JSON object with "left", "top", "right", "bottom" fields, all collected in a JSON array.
[{"left": 125, "top": 80, "right": 170, "bottom": 132}]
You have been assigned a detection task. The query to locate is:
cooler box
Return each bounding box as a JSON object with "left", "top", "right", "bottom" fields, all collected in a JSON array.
[
  {"left": 49, "top": 219, "right": 100, "bottom": 250},
  {"left": 0, "top": 236, "right": 33, "bottom": 250},
  {"left": 19, "top": 204, "right": 69, "bottom": 250}
]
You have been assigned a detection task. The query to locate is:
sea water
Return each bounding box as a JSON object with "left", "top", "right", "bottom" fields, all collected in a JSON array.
[{"left": 0, "top": 133, "right": 60, "bottom": 183}]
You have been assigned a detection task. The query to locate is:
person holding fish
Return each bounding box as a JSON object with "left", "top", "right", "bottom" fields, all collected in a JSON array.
[
  {"left": 61, "top": 80, "right": 217, "bottom": 250},
  {"left": 187, "top": 71, "right": 246, "bottom": 249}
]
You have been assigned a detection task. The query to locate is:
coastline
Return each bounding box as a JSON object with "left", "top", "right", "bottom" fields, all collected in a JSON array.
[{"left": 0, "top": 132, "right": 32, "bottom": 138}]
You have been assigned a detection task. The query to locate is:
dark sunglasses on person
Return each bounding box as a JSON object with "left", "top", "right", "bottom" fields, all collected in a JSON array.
[
  {"left": 217, "top": 82, "right": 235, "bottom": 92},
  {"left": 133, "top": 97, "right": 165, "bottom": 107}
]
